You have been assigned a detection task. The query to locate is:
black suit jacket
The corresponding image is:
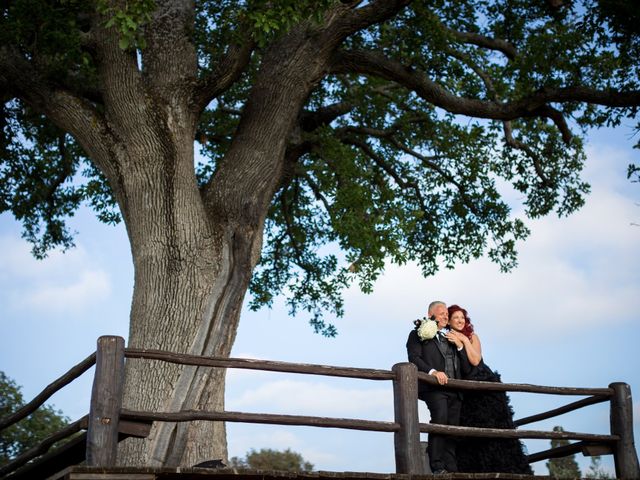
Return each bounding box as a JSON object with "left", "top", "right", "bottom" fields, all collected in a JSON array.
[{"left": 406, "top": 329, "right": 471, "bottom": 398}]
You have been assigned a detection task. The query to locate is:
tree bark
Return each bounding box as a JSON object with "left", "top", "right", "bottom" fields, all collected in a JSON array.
[{"left": 114, "top": 23, "right": 338, "bottom": 468}]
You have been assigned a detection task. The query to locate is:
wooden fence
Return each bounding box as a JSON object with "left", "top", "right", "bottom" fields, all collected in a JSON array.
[{"left": 1, "top": 335, "right": 638, "bottom": 479}]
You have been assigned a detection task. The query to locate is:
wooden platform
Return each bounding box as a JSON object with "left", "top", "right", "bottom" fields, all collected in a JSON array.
[{"left": 47, "top": 466, "right": 556, "bottom": 480}]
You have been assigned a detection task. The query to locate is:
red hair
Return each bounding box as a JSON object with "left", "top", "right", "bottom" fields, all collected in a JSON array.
[{"left": 447, "top": 304, "right": 474, "bottom": 339}]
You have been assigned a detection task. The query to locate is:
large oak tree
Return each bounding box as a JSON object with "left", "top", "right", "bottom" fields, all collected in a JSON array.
[{"left": 1, "top": 0, "right": 638, "bottom": 468}]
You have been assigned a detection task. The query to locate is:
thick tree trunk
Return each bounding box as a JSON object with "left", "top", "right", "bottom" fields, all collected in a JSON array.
[
  {"left": 109, "top": 18, "right": 337, "bottom": 469},
  {"left": 118, "top": 217, "right": 256, "bottom": 467},
  {"left": 113, "top": 51, "right": 316, "bottom": 468},
  {"left": 110, "top": 142, "right": 260, "bottom": 466},
  {"left": 109, "top": 119, "right": 264, "bottom": 466}
]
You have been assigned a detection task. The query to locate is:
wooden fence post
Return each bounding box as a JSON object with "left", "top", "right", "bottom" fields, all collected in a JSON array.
[
  {"left": 86, "top": 336, "right": 125, "bottom": 467},
  {"left": 610, "top": 382, "right": 640, "bottom": 480},
  {"left": 392, "top": 362, "right": 425, "bottom": 475}
]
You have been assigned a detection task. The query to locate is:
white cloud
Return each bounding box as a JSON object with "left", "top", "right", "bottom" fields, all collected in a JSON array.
[
  {"left": 0, "top": 235, "right": 85, "bottom": 277},
  {"left": 226, "top": 366, "right": 272, "bottom": 382},
  {"left": 22, "top": 270, "right": 111, "bottom": 311},
  {"left": 228, "top": 379, "right": 392, "bottom": 420},
  {"left": 0, "top": 234, "right": 112, "bottom": 314},
  {"left": 583, "top": 142, "right": 636, "bottom": 191}
]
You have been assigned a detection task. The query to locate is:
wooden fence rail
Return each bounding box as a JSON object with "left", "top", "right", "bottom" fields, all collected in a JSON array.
[
  {"left": 125, "top": 347, "right": 396, "bottom": 380},
  {"left": 1, "top": 335, "right": 638, "bottom": 480},
  {"left": 527, "top": 440, "right": 613, "bottom": 464},
  {"left": 119, "top": 409, "right": 400, "bottom": 432},
  {"left": 0, "top": 353, "right": 96, "bottom": 432},
  {"left": 514, "top": 395, "right": 611, "bottom": 427},
  {"left": 415, "top": 371, "right": 615, "bottom": 396},
  {"left": 418, "top": 423, "right": 618, "bottom": 442}
]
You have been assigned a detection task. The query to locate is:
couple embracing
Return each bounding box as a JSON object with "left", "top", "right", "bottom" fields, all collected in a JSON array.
[{"left": 406, "top": 300, "right": 531, "bottom": 475}]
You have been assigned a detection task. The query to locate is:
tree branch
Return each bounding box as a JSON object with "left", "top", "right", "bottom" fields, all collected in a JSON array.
[
  {"left": 445, "top": 48, "right": 498, "bottom": 100},
  {"left": 342, "top": 136, "right": 428, "bottom": 211},
  {"left": 0, "top": 45, "right": 119, "bottom": 181},
  {"left": 534, "top": 104, "right": 573, "bottom": 144},
  {"left": 44, "top": 135, "right": 77, "bottom": 216},
  {"left": 299, "top": 102, "right": 354, "bottom": 132},
  {"left": 321, "top": 0, "right": 412, "bottom": 43},
  {"left": 193, "top": 39, "right": 255, "bottom": 114},
  {"left": 279, "top": 180, "right": 311, "bottom": 273},
  {"left": 384, "top": 136, "right": 482, "bottom": 216},
  {"left": 299, "top": 171, "right": 332, "bottom": 215},
  {"left": 334, "top": 114, "right": 430, "bottom": 140},
  {"left": 331, "top": 49, "right": 640, "bottom": 119},
  {"left": 277, "top": 102, "right": 356, "bottom": 194},
  {"left": 333, "top": 122, "right": 483, "bottom": 217},
  {"left": 281, "top": 139, "right": 316, "bottom": 192},
  {"left": 444, "top": 27, "right": 518, "bottom": 60},
  {"left": 445, "top": 45, "right": 574, "bottom": 146},
  {"left": 503, "top": 121, "right": 552, "bottom": 187},
  {"left": 341, "top": 0, "right": 412, "bottom": 30}
]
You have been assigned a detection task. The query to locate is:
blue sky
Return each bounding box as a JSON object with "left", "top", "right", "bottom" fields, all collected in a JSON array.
[{"left": 0, "top": 125, "right": 638, "bottom": 476}]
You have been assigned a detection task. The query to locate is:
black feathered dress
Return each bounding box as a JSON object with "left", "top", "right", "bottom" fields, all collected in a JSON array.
[{"left": 456, "top": 360, "right": 533, "bottom": 474}]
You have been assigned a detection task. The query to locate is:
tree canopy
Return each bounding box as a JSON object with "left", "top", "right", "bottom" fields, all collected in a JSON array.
[
  {"left": 1, "top": 1, "right": 639, "bottom": 334},
  {"left": 229, "top": 448, "right": 314, "bottom": 472},
  {"left": 2, "top": 0, "right": 640, "bottom": 468}
]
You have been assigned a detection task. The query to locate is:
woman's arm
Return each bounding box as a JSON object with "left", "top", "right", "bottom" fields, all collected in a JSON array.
[
  {"left": 448, "top": 331, "right": 482, "bottom": 366},
  {"left": 466, "top": 333, "right": 483, "bottom": 366}
]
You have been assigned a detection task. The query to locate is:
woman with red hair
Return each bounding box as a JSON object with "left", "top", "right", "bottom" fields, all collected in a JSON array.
[
  {"left": 446, "top": 304, "right": 482, "bottom": 366},
  {"left": 445, "top": 304, "right": 532, "bottom": 475}
]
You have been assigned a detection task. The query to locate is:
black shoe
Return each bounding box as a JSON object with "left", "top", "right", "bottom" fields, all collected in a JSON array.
[{"left": 432, "top": 468, "right": 448, "bottom": 475}]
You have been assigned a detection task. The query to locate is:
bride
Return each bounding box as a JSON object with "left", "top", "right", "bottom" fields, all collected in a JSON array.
[{"left": 444, "top": 304, "right": 532, "bottom": 474}]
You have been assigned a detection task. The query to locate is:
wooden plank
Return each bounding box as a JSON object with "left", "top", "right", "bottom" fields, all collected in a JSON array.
[
  {"left": 525, "top": 442, "right": 613, "bottom": 462},
  {"left": 514, "top": 395, "right": 610, "bottom": 427},
  {"left": 391, "top": 363, "right": 425, "bottom": 475},
  {"left": 51, "top": 466, "right": 545, "bottom": 479},
  {"left": 66, "top": 474, "right": 155, "bottom": 480},
  {"left": 4, "top": 432, "right": 87, "bottom": 480},
  {"left": 582, "top": 443, "right": 613, "bottom": 456},
  {"left": 86, "top": 336, "right": 125, "bottom": 467},
  {"left": 124, "top": 348, "right": 395, "bottom": 381},
  {"left": 125, "top": 347, "right": 614, "bottom": 397},
  {"left": 0, "top": 416, "right": 87, "bottom": 478},
  {"left": 6, "top": 420, "right": 152, "bottom": 479},
  {"left": 118, "top": 419, "right": 152, "bottom": 438},
  {"left": 120, "top": 409, "right": 399, "bottom": 433}
]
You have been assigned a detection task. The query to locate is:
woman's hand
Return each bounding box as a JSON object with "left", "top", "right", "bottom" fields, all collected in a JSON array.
[{"left": 445, "top": 330, "right": 464, "bottom": 349}]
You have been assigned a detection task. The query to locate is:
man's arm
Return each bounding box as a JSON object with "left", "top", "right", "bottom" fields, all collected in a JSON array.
[
  {"left": 407, "top": 330, "right": 433, "bottom": 373},
  {"left": 408, "top": 331, "right": 450, "bottom": 386}
]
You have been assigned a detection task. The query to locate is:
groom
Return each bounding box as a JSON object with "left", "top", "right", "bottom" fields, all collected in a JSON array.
[{"left": 406, "top": 300, "right": 469, "bottom": 474}]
